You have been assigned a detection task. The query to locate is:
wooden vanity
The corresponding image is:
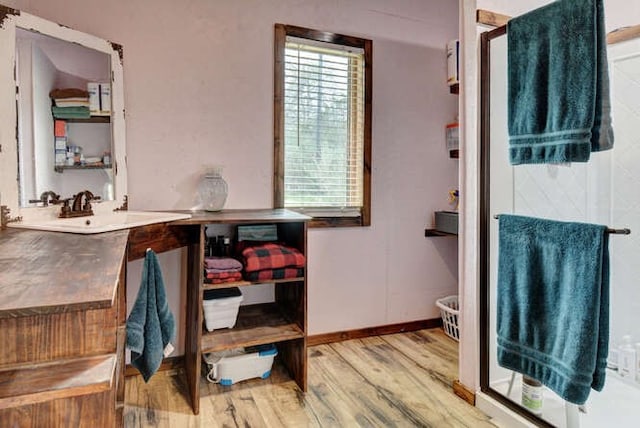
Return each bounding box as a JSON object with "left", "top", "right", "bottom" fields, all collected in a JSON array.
[
  {"left": 0, "top": 228, "right": 128, "bottom": 427},
  {"left": 0, "top": 208, "right": 309, "bottom": 423}
]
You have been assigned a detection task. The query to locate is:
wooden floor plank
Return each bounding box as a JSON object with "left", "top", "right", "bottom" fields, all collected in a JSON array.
[
  {"left": 331, "top": 335, "right": 494, "bottom": 428},
  {"left": 124, "top": 329, "right": 495, "bottom": 427},
  {"left": 306, "top": 344, "right": 413, "bottom": 427},
  {"left": 381, "top": 329, "right": 459, "bottom": 388}
]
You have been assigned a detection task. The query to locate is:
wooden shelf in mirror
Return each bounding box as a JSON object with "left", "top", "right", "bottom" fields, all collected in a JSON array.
[
  {"left": 55, "top": 115, "right": 110, "bottom": 123},
  {"left": 200, "top": 303, "right": 304, "bottom": 353},
  {"left": 54, "top": 164, "right": 112, "bottom": 173},
  {"left": 203, "top": 277, "right": 304, "bottom": 290}
]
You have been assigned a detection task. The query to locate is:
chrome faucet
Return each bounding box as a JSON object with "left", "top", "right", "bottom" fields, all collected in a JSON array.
[{"left": 28, "top": 191, "right": 60, "bottom": 207}]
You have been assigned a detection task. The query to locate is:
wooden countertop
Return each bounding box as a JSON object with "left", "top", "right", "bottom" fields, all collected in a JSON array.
[
  {"left": 171, "top": 208, "right": 311, "bottom": 225},
  {"left": 0, "top": 228, "right": 128, "bottom": 318}
]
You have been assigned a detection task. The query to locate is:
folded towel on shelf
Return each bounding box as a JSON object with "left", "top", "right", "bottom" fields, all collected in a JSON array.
[
  {"left": 244, "top": 267, "right": 304, "bottom": 282},
  {"left": 497, "top": 214, "right": 610, "bottom": 405},
  {"left": 126, "top": 250, "right": 176, "bottom": 382},
  {"left": 242, "top": 243, "right": 306, "bottom": 272},
  {"left": 54, "top": 97, "right": 90, "bottom": 108},
  {"left": 204, "top": 270, "right": 243, "bottom": 281},
  {"left": 204, "top": 257, "right": 243, "bottom": 271},
  {"left": 49, "top": 88, "right": 89, "bottom": 99},
  {"left": 204, "top": 278, "right": 243, "bottom": 285},
  {"left": 507, "top": 0, "right": 613, "bottom": 165},
  {"left": 51, "top": 106, "right": 91, "bottom": 119},
  {"left": 205, "top": 266, "right": 243, "bottom": 273}
]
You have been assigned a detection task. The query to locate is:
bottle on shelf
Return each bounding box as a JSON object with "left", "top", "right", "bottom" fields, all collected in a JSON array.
[
  {"left": 216, "top": 235, "right": 225, "bottom": 257},
  {"left": 205, "top": 233, "right": 217, "bottom": 258},
  {"left": 521, "top": 375, "right": 543, "bottom": 415},
  {"left": 223, "top": 237, "right": 231, "bottom": 257},
  {"left": 618, "top": 335, "right": 636, "bottom": 379},
  {"left": 635, "top": 342, "right": 640, "bottom": 383}
]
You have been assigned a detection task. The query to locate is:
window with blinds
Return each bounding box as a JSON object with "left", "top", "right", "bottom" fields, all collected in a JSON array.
[
  {"left": 274, "top": 24, "right": 372, "bottom": 227},
  {"left": 283, "top": 37, "right": 365, "bottom": 217}
]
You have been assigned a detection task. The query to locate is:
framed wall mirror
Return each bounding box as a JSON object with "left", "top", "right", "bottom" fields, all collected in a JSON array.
[{"left": 0, "top": 4, "right": 126, "bottom": 216}]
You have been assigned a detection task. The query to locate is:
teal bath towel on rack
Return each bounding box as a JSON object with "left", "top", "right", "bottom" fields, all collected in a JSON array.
[
  {"left": 507, "top": 0, "right": 614, "bottom": 165},
  {"left": 126, "top": 249, "right": 176, "bottom": 382},
  {"left": 496, "top": 215, "right": 610, "bottom": 405}
]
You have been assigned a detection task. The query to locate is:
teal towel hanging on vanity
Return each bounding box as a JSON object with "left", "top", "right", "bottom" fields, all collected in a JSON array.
[
  {"left": 496, "top": 215, "right": 610, "bottom": 405},
  {"left": 126, "top": 249, "right": 176, "bottom": 382},
  {"left": 507, "top": 0, "right": 614, "bottom": 164}
]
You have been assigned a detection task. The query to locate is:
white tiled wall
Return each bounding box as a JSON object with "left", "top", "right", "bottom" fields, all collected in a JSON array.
[{"left": 609, "top": 43, "right": 640, "bottom": 348}]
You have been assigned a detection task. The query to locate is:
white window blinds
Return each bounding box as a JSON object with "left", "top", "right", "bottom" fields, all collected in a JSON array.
[{"left": 283, "top": 36, "right": 365, "bottom": 216}]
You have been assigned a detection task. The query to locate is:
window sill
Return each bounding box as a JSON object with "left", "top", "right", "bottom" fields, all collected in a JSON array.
[{"left": 308, "top": 216, "right": 367, "bottom": 228}]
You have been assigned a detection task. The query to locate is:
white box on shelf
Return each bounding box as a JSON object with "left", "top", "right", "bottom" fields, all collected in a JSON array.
[
  {"left": 54, "top": 150, "right": 66, "bottom": 165},
  {"left": 203, "top": 287, "right": 243, "bottom": 331},
  {"left": 203, "top": 344, "right": 277, "bottom": 386},
  {"left": 87, "top": 82, "right": 100, "bottom": 113},
  {"left": 55, "top": 137, "right": 67, "bottom": 151},
  {"left": 447, "top": 39, "right": 459, "bottom": 86},
  {"left": 99, "top": 83, "right": 111, "bottom": 114}
]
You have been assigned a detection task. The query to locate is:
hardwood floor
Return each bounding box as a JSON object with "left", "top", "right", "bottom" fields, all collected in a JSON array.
[{"left": 124, "top": 329, "right": 495, "bottom": 427}]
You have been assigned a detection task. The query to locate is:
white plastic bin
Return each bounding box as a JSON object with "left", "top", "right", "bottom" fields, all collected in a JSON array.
[
  {"left": 203, "top": 287, "right": 243, "bottom": 331},
  {"left": 436, "top": 295, "right": 459, "bottom": 341},
  {"left": 203, "top": 344, "right": 277, "bottom": 386}
]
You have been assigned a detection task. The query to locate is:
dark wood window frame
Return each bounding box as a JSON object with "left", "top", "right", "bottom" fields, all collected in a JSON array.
[{"left": 273, "top": 24, "right": 372, "bottom": 228}]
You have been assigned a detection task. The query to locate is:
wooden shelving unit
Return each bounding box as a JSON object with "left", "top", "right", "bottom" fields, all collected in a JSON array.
[
  {"left": 179, "top": 209, "right": 310, "bottom": 415},
  {"left": 201, "top": 303, "right": 305, "bottom": 353}
]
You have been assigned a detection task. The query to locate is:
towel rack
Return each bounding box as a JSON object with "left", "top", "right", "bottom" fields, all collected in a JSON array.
[{"left": 492, "top": 215, "right": 631, "bottom": 235}]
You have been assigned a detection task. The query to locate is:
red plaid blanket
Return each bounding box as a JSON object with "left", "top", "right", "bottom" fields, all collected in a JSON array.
[
  {"left": 244, "top": 268, "right": 304, "bottom": 282},
  {"left": 204, "top": 277, "right": 243, "bottom": 284},
  {"left": 204, "top": 270, "right": 243, "bottom": 281},
  {"left": 242, "top": 243, "right": 305, "bottom": 272}
]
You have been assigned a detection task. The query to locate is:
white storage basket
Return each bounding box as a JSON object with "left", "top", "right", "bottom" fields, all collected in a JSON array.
[
  {"left": 203, "top": 287, "right": 243, "bottom": 331},
  {"left": 203, "top": 344, "right": 277, "bottom": 386},
  {"left": 436, "top": 295, "right": 459, "bottom": 341}
]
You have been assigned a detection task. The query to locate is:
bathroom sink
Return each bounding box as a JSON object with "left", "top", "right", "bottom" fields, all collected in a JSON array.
[{"left": 8, "top": 211, "right": 192, "bottom": 234}]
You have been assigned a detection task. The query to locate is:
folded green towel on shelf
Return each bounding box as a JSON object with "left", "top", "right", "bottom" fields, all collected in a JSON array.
[{"left": 51, "top": 105, "right": 91, "bottom": 119}]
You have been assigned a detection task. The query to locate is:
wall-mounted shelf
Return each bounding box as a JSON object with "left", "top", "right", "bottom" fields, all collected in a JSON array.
[
  {"left": 55, "top": 164, "right": 111, "bottom": 173},
  {"left": 425, "top": 228, "right": 457, "bottom": 237}
]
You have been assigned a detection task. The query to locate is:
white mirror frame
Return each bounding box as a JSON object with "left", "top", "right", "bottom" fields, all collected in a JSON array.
[{"left": 0, "top": 5, "right": 127, "bottom": 215}]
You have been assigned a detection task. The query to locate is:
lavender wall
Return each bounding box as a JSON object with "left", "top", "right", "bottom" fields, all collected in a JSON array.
[{"left": 4, "top": 1, "right": 459, "bottom": 347}]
